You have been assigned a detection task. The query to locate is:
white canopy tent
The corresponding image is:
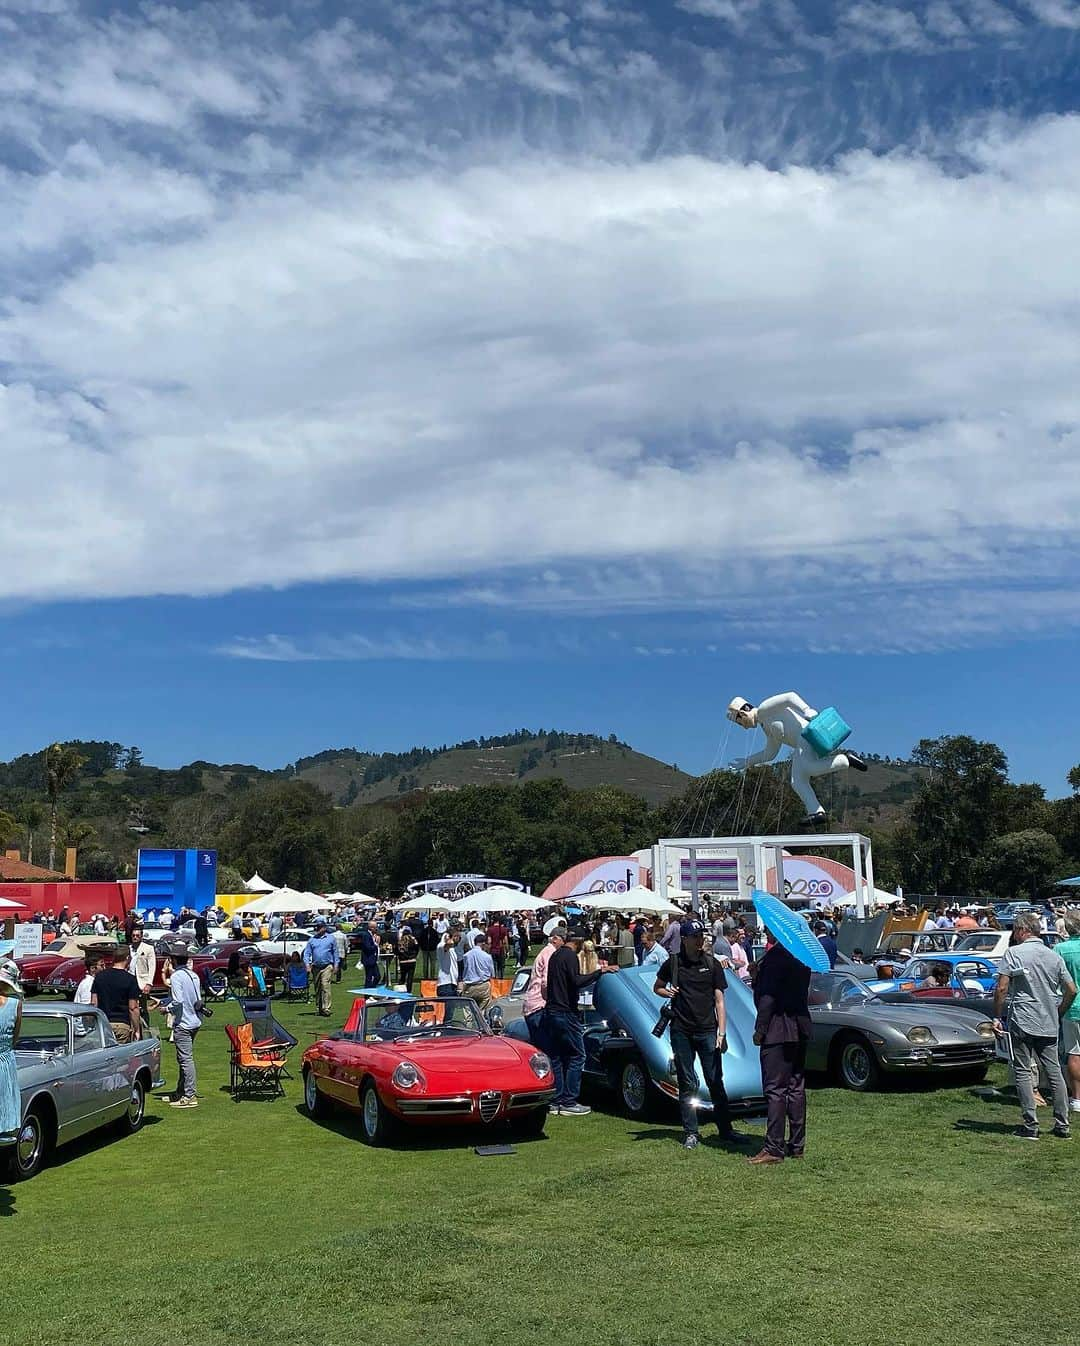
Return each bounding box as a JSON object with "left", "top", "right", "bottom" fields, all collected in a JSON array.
[
  {"left": 244, "top": 872, "right": 276, "bottom": 893},
  {"left": 834, "top": 887, "right": 904, "bottom": 909},
  {"left": 573, "top": 885, "right": 686, "bottom": 916},
  {"left": 391, "top": 894, "right": 458, "bottom": 913},
  {"left": 242, "top": 888, "right": 337, "bottom": 916},
  {"left": 448, "top": 886, "right": 553, "bottom": 914}
]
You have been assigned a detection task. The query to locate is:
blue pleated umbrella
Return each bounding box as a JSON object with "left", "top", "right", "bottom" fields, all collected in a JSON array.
[{"left": 751, "top": 889, "right": 831, "bottom": 972}]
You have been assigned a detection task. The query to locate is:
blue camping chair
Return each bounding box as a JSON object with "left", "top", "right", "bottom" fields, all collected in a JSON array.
[{"left": 284, "top": 962, "right": 310, "bottom": 1002}]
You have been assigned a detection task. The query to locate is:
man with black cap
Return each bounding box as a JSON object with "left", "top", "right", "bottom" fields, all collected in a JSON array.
[
  {"left": 653, "top": 918, "right": 745, "bottom": 1150},
  {"left": 543, "top": 926, "right": 617, "bottom": 1115}
]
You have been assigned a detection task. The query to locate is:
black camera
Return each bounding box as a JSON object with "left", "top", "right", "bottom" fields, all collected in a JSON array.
[{"left": 651, "top": 1000, "right": 674, "bottom": 1038}]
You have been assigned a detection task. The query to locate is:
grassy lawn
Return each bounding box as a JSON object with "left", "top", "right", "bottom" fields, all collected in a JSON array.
[{"left": 4, "top": 978, "right": 1076, "bottom": 1346}]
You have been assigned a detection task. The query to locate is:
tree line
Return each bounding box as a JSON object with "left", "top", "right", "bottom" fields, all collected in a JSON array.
[{"left": 0, "top": 734, "right": 1077, "bottom": 902}]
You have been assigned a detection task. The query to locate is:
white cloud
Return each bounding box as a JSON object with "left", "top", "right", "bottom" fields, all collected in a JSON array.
[
  {"left": 0, "top": 3, "right": 1078, "bottom": 655},
  {"left": 216, "top": 631, "right": 514, "bottom": 662}
]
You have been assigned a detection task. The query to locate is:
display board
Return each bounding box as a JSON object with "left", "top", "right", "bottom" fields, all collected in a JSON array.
[{"left": 136, "top": 848, "right": 218, "bottom": 911}]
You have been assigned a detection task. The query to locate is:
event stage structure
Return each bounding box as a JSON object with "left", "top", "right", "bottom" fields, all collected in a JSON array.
[{"left": 652, "top": 832, "right": 875, "bottom": 918}]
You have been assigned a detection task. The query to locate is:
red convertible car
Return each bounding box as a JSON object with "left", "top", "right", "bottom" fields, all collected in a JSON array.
[{"left": 302, "top": 993, "right": 555, "bottom": 1144}]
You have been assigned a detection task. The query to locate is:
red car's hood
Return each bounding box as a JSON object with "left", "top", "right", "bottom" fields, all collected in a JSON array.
[{"left": 365, "top": 1033, "right": 537, "bottom": 1089}]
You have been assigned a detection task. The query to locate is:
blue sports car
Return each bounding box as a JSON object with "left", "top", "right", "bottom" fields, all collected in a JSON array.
[
  {"left": 865, "top": 953, "right": 999, "bottom": 998},
  {"left": 496, "top": 964, "right": 765, "bottom": 1120}
]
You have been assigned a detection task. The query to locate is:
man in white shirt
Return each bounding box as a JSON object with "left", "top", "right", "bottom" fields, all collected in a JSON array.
[
  {"left": 461, "top": 932, "right": 496, "bottom": 1011},
  {"left": 75, "top": 952, "right": 102, "bottom": 1004},
  {"left": 128, "top": 927, "right": 157, "bottom": 1023}
]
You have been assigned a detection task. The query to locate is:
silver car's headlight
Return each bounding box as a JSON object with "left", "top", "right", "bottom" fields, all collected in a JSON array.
[
  {"left": 906, "top": 1026, "right": 935, "bottom": 1045},
  {"left": 976, "top": 1021, "right": 996, "bottom": 1039},
  {"left": 392, "top": 1061, "right": 425, "bottom": 1090},
  {"left": 529, "top": 1052, "right": 552, "bottom": 1080}
]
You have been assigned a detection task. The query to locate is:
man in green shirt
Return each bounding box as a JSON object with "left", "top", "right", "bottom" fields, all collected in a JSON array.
[{"left": 1057, "top": 909, "right": 1080, "bottom": 1117}]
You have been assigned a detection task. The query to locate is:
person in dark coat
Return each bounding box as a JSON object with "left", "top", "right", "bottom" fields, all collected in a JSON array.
[{"left": 750, "top": 932, "right": 812, "bottom": 1165}]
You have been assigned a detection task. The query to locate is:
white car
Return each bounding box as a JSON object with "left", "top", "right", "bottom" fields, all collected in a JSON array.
[
  {"left": 952, "top": 931, "right": 1012, "bottom": 962},
  {"left": 255, "top": 929, "right": 315, "bottom": 958}
]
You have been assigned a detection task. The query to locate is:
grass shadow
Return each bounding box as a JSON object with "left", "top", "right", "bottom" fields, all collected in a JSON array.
[
  {"left": 0, "top": 1184, "right": 14, "bottom": 1217},
  {"left": 45, "top": 1114, "right": 163, "bottom": 1171},
  {"left": 292, "top": 1103, "right": 550, "bottom": 1151},
  {"left": 952, "top": 1118, "right": 1023, "bottom": 1136}
]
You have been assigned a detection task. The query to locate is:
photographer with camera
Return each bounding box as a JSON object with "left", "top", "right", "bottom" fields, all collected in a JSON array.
[{"left": 653, "top": 918, "right": 747, "bottom": 1151}]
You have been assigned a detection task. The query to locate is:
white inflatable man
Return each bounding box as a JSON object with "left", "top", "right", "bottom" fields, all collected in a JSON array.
[{"left": 727, "top": 691, "right": 867, "bottom": 823}]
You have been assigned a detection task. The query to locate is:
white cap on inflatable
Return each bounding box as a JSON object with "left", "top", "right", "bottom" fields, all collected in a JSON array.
[{"left": 727, "top": 697, "right": 754, "bottom": 723}]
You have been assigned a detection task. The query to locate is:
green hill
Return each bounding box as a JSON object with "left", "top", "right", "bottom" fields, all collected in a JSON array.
[{"left": 292, "top": 732, "right": 693, "bottom": 808}]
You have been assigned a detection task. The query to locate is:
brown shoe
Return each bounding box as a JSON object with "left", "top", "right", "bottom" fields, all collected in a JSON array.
[{"left": 748, "top": 1150, "right": 784, "bottom": 1165}]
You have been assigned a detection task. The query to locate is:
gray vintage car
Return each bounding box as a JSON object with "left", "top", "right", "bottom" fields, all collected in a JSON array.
[
  {"left": 806, "top": 972, "right": 997, "bottom": 1091},
  {"left": 4, "top": 1003, "right": 163, "bottom": 1181}
]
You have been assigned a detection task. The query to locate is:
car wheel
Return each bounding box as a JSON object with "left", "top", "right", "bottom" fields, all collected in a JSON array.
[
  {"left": 5, "top": 1105, "right": 51, "bottom": 1181},
  {"left": 619, "top": 1055, "right": 657, "bottom": 1119},
  {"left": 303, "top": 1068, "right": 332, "bottom": 1119},
  {"left": 360, "top": 1081, "right": 397, "bottom": 1146},
  {"left": 513, "top": 1105, "right": 549, "bottom": 1138},
  {"left": 206, "top": 970, "right": 228, "bottom": 1000},
  {"left": 835, "top": 1034, "right": 881, "bottom": 1092},
  {"left": 116, "top": 1075, "right": 147, "bottom": 1135}
]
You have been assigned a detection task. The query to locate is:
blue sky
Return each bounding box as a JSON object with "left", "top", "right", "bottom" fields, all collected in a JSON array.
[{"left": 1, "top": 1, "right": 1079, "bottom": 792}]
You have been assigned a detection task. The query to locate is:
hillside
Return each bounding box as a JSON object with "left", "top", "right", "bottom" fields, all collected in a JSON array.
[{"left": 293, "top": 734, "right": 694, "bottom": 808}]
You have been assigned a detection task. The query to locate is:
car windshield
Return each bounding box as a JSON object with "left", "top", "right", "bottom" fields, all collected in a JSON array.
[
  {"left": 809, "top": 973, "right": 878, "bottom": 1009},
  {"left": 954, "top": 934, "right": 1001, "bottom": 951},
  {"left": 361, "top": 997, "right": 488, "bottom": 1041},
  {"left": 15, "top": 1015, "right": 69, "bottom": 1054}
]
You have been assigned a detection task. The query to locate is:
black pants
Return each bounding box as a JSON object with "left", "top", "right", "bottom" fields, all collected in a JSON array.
[
  {"left": 670, "top": 1028, "right": 732, "bottom": 1137},
  {"left": 399, "top": 960, "right": 416, "bottom": 993},
  {"left": 760, "top": 1041, "right": 807, "bottom": 1157},
  {"left": 363, "top": 962, "right": 380, "bottom": 988}
]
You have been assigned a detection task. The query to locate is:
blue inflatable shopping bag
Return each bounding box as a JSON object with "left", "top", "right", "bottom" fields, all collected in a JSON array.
[{"left": 801, "top": 706, "right": 852, "bottom": 757}]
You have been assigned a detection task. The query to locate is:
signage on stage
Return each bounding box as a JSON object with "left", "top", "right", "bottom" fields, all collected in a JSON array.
[
  {"left": 13, "top": 923, "right": 43, "bottom": 957},
  {"left": 136, "top": 848, "right": 218, "bottom": 911}
]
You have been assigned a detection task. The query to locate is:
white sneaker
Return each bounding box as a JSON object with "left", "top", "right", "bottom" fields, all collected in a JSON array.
[{"left": 1069, "top": 1099, "right": 1080, "bottom": 1114}]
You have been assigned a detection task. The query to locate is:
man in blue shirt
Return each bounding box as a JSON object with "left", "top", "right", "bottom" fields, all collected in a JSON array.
[
  {"left": 814, "top": 922, "right": 838, "bottom": 968},
  {"left": 303, "top": 919, "right": 340, "bottom": 1017},
  {"left": 461, "top": 932, "right": 496, "bottom": 1011}
]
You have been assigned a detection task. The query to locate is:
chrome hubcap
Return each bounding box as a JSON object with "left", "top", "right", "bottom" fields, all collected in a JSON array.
[
  {"left": 622, "top": 1063, "right": 647, "bottom": 1113},
  {"left": 128, "top": 1084, "right": 144, "bottom": 1125},
  {"left": 17, "top": 1119, "right": 40, "bottom": 1169},
  {"left": 305, "top": 1073, "right": 317, "bottom": 1111},
  {"left": 363, "top": 1089, "right": 379, "bottom": 1135},
  {"left": 842, "top": 1043, "right": 871, "bottom": 1085}
]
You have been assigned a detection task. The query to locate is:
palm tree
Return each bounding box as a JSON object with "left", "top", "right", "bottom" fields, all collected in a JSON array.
[
  {"left": 44, "top": 743, "right": 87, "bottom": 872},
  {"left": 21, "top": 801, "right": 46, "bottom": 865}
]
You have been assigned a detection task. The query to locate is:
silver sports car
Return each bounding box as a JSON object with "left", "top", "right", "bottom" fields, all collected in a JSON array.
[
  {"left": 806, "top": 972, "right": 996, "bottom": 1091},
  {"left": 5, "top": 1003, "right": 163, "bottom": 1181}
]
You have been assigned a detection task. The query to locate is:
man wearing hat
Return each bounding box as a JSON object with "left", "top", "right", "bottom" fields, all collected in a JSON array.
[
  {"left": 543, "top": 926, "right": 617, "bottom": 1115},
  {"left": 653, "top": 919, "right": 745, "bottom": 1150},
  {"left": 303, "top": 919, "right": 340, "bottom": 1016},
  {"left": 152, "top": 943, "right": 206, "bottom": 1107}
]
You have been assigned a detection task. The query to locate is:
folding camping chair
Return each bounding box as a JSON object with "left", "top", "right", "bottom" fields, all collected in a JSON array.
[
  {"left": 224, "top": 1022, "right": 288, "bottom": 1099},
  {"left": 241, "top": 999, "right": 298, "bottom": 1078},
  {"left": 284, "top": 962, "right": 310, "bottom": 1002}
]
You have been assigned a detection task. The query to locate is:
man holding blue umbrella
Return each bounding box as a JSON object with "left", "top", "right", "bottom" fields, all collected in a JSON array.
[{"left": 749, "top": 891, "right": 821, "bottom": 1165}]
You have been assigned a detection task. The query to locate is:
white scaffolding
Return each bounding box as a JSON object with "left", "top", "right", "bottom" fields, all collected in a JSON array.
[{"left": 654, "top": 832, "right": 875, "bottom": 918}]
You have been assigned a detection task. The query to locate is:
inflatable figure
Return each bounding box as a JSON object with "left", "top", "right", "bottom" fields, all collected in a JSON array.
[{"left": 727, "top": 692, "right": 867, "bottom": 823}]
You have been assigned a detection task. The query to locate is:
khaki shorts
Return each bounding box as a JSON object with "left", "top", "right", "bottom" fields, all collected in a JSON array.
[{"left": 1061, "top": 1020, "right": 1080, "bottom": 1056}]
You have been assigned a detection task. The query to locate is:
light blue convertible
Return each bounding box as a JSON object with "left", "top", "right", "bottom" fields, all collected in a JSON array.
[{"left": 497, "top": 964, "right": 764, "bottom": 1120}]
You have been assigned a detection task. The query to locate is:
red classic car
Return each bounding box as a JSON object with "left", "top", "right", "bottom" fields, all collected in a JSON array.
[
  {"left": 302, "top": 993, "right": 555, "bottom": 1144},
  {"left": 15, "top": 938, "right": 119, "bottom": 994}
]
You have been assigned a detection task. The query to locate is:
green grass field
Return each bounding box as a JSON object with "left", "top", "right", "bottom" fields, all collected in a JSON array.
[{"left": 5, "top": 979, "right": 1076, "bottom": 1346}]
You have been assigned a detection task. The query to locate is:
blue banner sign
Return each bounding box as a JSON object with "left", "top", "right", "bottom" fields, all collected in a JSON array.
[{"left": 136, "top": 848, "right": 218, "bottom": 912}]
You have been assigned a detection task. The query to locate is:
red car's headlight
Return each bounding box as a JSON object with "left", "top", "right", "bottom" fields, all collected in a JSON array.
[
  {"left": 392, "top": 1061, "right": 426, "bottom": 1090},
  {"left": 529, "top": 1052, "right": 552, "bottom": 1080}
]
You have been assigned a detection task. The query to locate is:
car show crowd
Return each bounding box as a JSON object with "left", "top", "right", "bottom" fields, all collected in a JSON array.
[{"left": 5, "top": 888, "right": 1080, "bottom": 1181}]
